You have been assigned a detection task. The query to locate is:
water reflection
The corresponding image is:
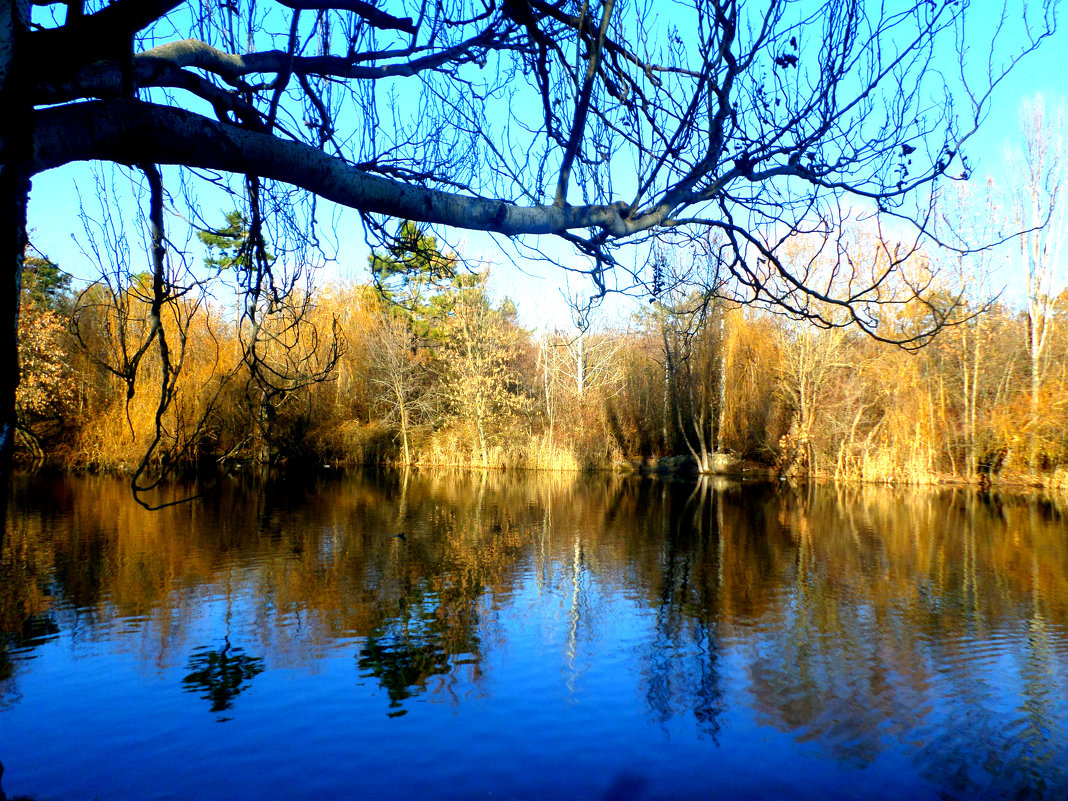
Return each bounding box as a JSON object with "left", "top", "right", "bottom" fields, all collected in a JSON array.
[
  {"left": 1, "top": 471, "right": 1067, "bottom": 799},
  {"left": 357, "top": 579, "right": 482, "bottom": 715},
  {"left": 182, "top": 640, "right": 265, "bottom": 715},
  {"left": 640, "top": 481, "right": 727, "bottom": 740}
]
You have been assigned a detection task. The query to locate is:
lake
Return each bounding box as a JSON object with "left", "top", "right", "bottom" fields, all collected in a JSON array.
[{"left": 2, "top": 471, "right": 1067, "bottom": 800}]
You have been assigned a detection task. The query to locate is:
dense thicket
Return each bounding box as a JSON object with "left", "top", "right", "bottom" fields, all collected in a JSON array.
[{"left": 16, "top": 222, "right": 1068, "bottom": 487}]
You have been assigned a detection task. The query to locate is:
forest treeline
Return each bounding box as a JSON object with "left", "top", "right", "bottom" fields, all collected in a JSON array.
[{"left": 14, "top": 211, "right": 1068, "bottom": 487}]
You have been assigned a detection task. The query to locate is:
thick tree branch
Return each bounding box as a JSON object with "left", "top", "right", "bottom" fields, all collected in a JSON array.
[
  {"left": 34, "top": 59, "right": 263, "bottom": 126},
  {"left": 32, "top": 99, "right": 636, "bottom": 237}
]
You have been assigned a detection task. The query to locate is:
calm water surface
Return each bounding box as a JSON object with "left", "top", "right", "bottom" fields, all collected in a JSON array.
[{"left": 2, "top": 472, "right": 1067, "bottom": 800}]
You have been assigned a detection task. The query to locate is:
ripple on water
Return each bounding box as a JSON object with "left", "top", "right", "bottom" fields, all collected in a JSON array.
[{"left": 5, "top": 475, "right": 1068, "bottom": 801}]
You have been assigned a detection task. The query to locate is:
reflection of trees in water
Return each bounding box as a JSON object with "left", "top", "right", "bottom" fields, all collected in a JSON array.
[
  {"left": 644, "top": 618, "right": 724, "bottom": 741},
  {"left": 739, "top": 487, "right": 1068, "bottom": 796},
  {"left": 745, "top": 616, "right": 921, "bottom": 768},
  {"left": 620, "top": 479, "right": 1068, "bottom": 794},
  {"left": 907, "top": 547, "right": 1068, "bottom": 800},
  {"left": 357, "top": 586, "right": 481, "bottom": 716},
  {"left": 350, "top": 474, "right": 521, "bottom": 712},
  {"left": 1, "top": 484, "right": 67, "bottom": 707},
  {"left": 181, "top": 639, "right": 265, "bottom": 715},
  {"left": 742, "top": 486, "right": 922, "bottom": 767},
  {"left": 642, "top": 479, "right": 727, "bottom": 739},
  {"left": 0, "top": 615, "right": 61, "bottom": 710},
  {"left": 3, "top": 472, "right": 1068, "bottom": 791},
  {"left": 1013, "top": 587, "right": 1063, "bottom": 801}
]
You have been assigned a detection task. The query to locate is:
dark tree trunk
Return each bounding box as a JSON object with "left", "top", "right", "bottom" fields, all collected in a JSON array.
[{"left": 0, "top": 0, "right": 32, "bottom": 485}]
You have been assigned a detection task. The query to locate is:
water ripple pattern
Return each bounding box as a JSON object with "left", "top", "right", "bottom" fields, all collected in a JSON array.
[{"left": 1, "top": 473, "right": 1066, "bottom": 800}]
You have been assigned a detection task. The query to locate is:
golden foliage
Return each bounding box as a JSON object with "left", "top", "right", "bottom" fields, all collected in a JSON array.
[
  {"left": 16, "top": 298, "right": 78, "bottom": 454},
  {"left": 16, "top": 253, "right": 1068, "bottom": 487}
]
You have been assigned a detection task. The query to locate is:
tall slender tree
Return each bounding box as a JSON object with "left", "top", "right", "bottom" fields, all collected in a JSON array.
[{"left": 1010, "top": 97, "right": 1067, "bottom": 473}]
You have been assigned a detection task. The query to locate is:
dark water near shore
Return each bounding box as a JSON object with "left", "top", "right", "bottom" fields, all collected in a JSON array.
[{"left": 2, "top": 471, "right": 1067, "bottom": 800}]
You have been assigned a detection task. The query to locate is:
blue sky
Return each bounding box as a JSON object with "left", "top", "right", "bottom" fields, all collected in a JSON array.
[{"left": 26, "top": 0, "right": 1066, "bottom": 331}]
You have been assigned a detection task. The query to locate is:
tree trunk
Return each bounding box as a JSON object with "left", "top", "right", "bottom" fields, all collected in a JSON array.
[
  {"left": 0, "top": 0, "right": 32, "bottom": 483},
  {"left": 1030, "top": 326, "right": 1041, "bottom": 475},
  {"left": 399, "top": 400, "right": 410, "bottom": 466},
  {"left": 661, "top": 327, "right": 673, "bottom": 454},
  {"left": 541, "top": 334, "right": 554, "bottom": 449},
  {"left": 575, "top": 331, "right": 585, "bottom": 396},
  {"left": 476, "top": 410, "right": 487, "bottom": 467},
  {"left": 715, "top": 315, "right": 727, "bottom": 455}
]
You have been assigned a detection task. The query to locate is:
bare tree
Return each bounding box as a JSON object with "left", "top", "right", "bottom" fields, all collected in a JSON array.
[
  {"left": 653, "top": 291, "right": 719, "bottom": 474},
  {"left": 68, "top": 165, "right": 218, "bottom": 501},
  {"left": 928, "top": 179, "right": 1007, "bottom": 478},
  {"left": 0, "top": 0, "right": 1057, "bottom": 473},
  {"left": 537, "top": 318, "right": 623, "bottom": 448},
  {"left": 1009, "top": 96, "right": 1066, "bottom": 473},
  {"left": 775, "top": 319, "right": 849, "bottom": 475},
  {"left": 366, "top": 309, "right": 429, "bottom": 465}
]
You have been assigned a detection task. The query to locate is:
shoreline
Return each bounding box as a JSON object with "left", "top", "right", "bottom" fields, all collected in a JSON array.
[{"left": 10, "top": 456, "right": 1068, "bottom": 496}]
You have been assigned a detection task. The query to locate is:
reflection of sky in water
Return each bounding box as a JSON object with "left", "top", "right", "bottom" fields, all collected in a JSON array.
[{"left": 1, "top": 473, "right": 1067, "bottom": 801}]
